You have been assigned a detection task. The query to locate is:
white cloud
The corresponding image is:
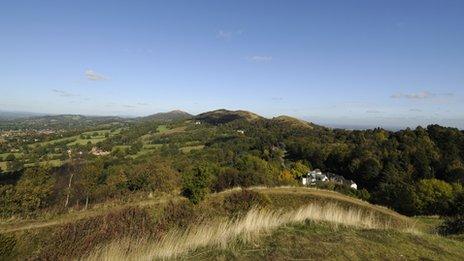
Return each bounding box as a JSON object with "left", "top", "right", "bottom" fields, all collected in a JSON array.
[
  {"left": 249, "top": 55, "right": 273, "bottom": 62},
  {"left": 52, "top": 89, "right": 78, "bottom": 97},
  {"left": 410, "top": 108, "right": 422, "bottom": 112},
  {"left": 85, "top": 69, "right": 108, "bottom": 81},
  {"left": 217, "top": 29, "right": 242, "bottom": 40}
]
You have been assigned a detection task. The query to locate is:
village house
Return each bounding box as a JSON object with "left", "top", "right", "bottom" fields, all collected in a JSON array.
[
  {"left": 302, "top": 169, "right": 357, "bottom": 190},
  {"left": 90, "top": 147, "right": 110, "bottom": 156}
]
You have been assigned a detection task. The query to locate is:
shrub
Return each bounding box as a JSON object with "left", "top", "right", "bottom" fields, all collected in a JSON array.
[
  {"left": 416, "top": 179, "right": 454, "bottom": 215},
  {"left": 182, "top": 164, "right": 214, "bottom": 204},
  {"left": 222, "top": 190, "right": 270, "bottom": 217},
  {"left": 0, "top": 234, "right": 16, "bottom": 258},
  {"left": 39, "top": 207, "right": 155, "bottom": 259},
  {"left": 439, "top": 216, "right": 464, "bottom": 235}
]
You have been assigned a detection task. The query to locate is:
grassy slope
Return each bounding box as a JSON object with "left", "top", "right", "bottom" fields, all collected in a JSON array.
[
  {"left": 1, "top": 187, "right": 463, "bottom": 260},
  {"left": 196, "top": 221, "right": 464, "bottom": 260}
]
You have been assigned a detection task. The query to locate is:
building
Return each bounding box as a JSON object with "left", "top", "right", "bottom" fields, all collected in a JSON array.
[
  {"left": 90, "top": 147, "right": 110, "bottom": 156},
  {"left": 302, "top": 169, "right": 357, "bottom": 190}
]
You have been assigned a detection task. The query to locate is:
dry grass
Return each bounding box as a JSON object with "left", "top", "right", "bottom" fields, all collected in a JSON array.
[{"left": 85, "top": 202, "right": 417, "bottom": 260}]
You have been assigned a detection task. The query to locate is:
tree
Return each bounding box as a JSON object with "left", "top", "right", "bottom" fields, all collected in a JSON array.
[
  {"left": 6, "top": 159, "right": 24, "bottom": 172},
  {"left": 447, "top": 167, "right": 464, "bottom": 184},
  {"left": 290, "top": 161, "right": 309, "bottom": 179},
  {"left": 14, "top": 166, "right": 55, "bottom": 215},
  {"left": 125, "top": 160, "right": 180, "bottom": 193},
  {"left": 416, "top": 179, "right": 454, "bottom": 215},
  {"left": 182, "top": 163, "right": 214, "bottom": 204},
  {"left": 75, "top": 161, "right": 103, "bottom": 209},
  {"left": 357, "top": 158, "right": 381, "bottom": 190},
  {"left": 5, "top": 154, "right": 15, "bottom": 161}
]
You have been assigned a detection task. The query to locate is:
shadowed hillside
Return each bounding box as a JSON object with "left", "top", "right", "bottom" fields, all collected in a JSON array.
[{"left": 195, "top": 109, "right": 262, "bottom": 125}]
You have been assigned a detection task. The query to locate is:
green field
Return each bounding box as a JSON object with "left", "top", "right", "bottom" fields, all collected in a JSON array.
[
  {"left": 180, "top": 144, "right": 205, "bottom": 153},
  {"left": 156, "top": 125, "right": 168, "bottom": 133},
  {"left": 0, "top": 152, "right": 23, "bottom": 159},
  {"left": 24, "top": 159, "right": 64, "bottom": 168}
]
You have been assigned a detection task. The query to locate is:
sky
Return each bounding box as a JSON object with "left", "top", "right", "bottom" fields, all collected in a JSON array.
[{"left": 1, "top": 0, "right": 463, "bottom": 129}]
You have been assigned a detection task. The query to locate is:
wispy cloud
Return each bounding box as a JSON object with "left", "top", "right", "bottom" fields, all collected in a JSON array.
[
  {"left": 390, "top": 91, "right": 455, "bottom": 100},
  {"left": 217, "top": 29, "right": 242, "bottom": 40},
  {"left": 85, "top": 69, "right": 108, "bottom": 81},
  {"left": 249, "top": 55, "right": 273, "bottom": 62},
  {"left": 410, "top": 108, "right": 422, "bottom": 112},
  {"left": 52, "top": 89, "right": 79, "bottom": 97},
  {"left": 137, "top": 102, "right": 149, "bottom": 106},
  {"left": 366, "top": 110, "right": 382, "bottom": 114},
  {"left": 391, "top": 91, "right": 434, "bottom": 99}
]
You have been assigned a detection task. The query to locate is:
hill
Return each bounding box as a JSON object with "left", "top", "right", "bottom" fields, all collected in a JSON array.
[
  {"left": 141, "top": 110, "right": 193, "bottom": 122},
  {"left": 195, "top": 109, "right": 262, "bottom": 125},
  {"left": 271, "top": 115, "right": 319, "bottom": 129},
  {"left": 0, "top": 110, "right": 48, "bottom": 121},
  {"left": 2, "top": 187, "right": 463, "bottom": 260}
]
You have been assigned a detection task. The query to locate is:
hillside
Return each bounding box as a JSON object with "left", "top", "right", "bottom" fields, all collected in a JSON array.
[
  {"left": 271, "top": 115, "right": 319, "bottom": 129},
  {"left": 141, "top": 110, "right": 193, "bottom": 122},
  {"left": 195, "top": 109, "right": 262, "bottom": 125},
  {"left": 2, "top": 187, "right": 463, "bottom": 260}
]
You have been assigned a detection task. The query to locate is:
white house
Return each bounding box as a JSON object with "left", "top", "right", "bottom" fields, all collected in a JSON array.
[
  {"left": 350, "top": 181, "right": 358, "bottom": 190},
  {"left": 305, "top": 169, "right": 328, "bottom": 184},
  {"left": 302, "top": 169, "right": 358, "bottom": 190}
]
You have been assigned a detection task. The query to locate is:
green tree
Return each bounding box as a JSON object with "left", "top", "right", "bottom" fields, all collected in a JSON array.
[
  {"left": 182, "top": 163, "right": 214, "bottom": 204},
  {"left": 14, "top": 166, "right": 55, "bottom": 215},
  {"left": 75, "top": 161, "right": 103, "bottom": 209},
  {"left": 357, "top": 158, "right": 381, "bottom": 189},
  {"left": 416, "top": 179, "right": 454, "bottom": 215},
  {"left": 5, "top": 154, "right": 15, "bottom": 161},
  {"left": 290, "top": 161, "right": 310, "bottom": 179}
]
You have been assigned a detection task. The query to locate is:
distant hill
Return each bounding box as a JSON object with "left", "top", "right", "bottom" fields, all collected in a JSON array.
[
  {"left": 195, "top": 109, "right": 262, "bottom": 125},
  {"left": 0, "top": 114, "right": 127, "bottom": 130},
  {"left": 142, "top": 110, "right": 193, "bottom": 122},
  {"left": 271, "top": 115, "right": 318, "bottom": 129},
  {"left": 0, "top": 110, "right": 48, "bottom": 120}
]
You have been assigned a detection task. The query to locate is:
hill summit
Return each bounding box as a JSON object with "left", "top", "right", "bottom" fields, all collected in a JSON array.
[
  {"left": 271, "top": 115, "right": 317, "bottom": 129},
  {"left": 195, "top": 109, "right": 262, "bottom": 125},
  {"left": 142, "top": 110, "right": 193, "bottom": 121}
]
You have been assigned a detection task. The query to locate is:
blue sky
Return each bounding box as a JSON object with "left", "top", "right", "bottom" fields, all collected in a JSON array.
[{"left": 1, "top": 0, "right": 463, "bottom": 128}]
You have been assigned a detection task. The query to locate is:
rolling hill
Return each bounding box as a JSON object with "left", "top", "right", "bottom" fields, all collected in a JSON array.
[
  {"left": 141, "top": 110, "right": 193, "bottom": 122},
  {"left": 195, "top": 109, "right": 263, "bottom": 125}
]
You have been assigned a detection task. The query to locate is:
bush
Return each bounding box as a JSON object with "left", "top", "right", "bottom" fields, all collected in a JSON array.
[
  {"left": 0, "top": 233, "right": 16, "bottom": 258},
  {"left": 416, "top": 179, "right": 454, "bottom": 215},
  {"left": 39, "top": 207, "right": 155, "bottom": 259},
  {"left": 182, "top": 164, "right": 214, "bottom": 204},
  {"left": 439, "top": 216, "right": 464, "bottom": 235},
  {"left": 222, "top": 190, "right": 270, "bottom": 217}
]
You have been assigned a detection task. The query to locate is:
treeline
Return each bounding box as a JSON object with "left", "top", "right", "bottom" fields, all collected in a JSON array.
[{"left": 1, "top": 118, "right": 463, "bottom": 222}]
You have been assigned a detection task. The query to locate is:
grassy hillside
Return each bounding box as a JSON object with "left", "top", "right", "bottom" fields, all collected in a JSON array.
[
  {"left": 195, "top": 109, "right": 262, "bottom": 125},
  {"left": 2, "top": 187, "right": 463, "bottom": 260}
]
